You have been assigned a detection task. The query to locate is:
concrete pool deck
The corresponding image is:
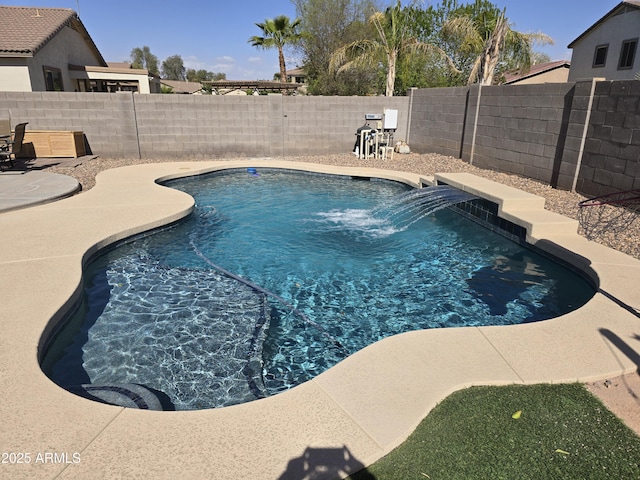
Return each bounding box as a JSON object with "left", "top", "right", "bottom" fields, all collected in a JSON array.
[{"left": 1, "top": 160, "right": 639, "bottom": 479}]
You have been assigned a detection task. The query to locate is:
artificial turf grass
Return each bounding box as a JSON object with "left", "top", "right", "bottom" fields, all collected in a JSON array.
[{"left": 350, "top": 383, "right": 640, "bottom": 480}]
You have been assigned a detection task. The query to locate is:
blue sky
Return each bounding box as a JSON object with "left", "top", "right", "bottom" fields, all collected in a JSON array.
[{"left": 5, "top": 0, "right": 622, "bottom": 79}]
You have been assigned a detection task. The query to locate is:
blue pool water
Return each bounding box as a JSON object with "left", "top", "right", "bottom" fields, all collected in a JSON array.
[{"left": 42, "top": 170, "right": 595, "bottom": 410}]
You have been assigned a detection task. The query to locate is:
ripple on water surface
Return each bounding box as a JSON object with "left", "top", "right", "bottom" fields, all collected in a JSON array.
[{"left": 42, "top": 170, "right": 595, "bottom": 410}]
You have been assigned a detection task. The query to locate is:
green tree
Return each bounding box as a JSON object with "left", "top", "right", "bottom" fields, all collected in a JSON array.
[
  {"left": 184, "top": 69, "right": 225, "bottom": 94},
  {"left": 442, "top": 0, "right": 552, "bottom": 85},
  {"left": 293, "top": 0, "right": 380, "bottom": 95},
  {"left": 248, "top": 15, "right": 303, "bottom": 84},
  {"left": 330, "top": 1, "right": 452, "bottom": 96},
  {"left": 394, "top": 1, "right": 552, "bottom": 88},
  {"left": 391, "top": 3, "right": 446, "bottom": 90},
  {"left": 186, "top": 69, "right": 226, "bottom": 82},
  {"left": 130, "top": 46, "right": 159, "bottom": 75},
  {"left": 399, "top": 0, "right": 466, "bottom": 88},
  {"left": 161, "top": 55, "right": 186, "bottom": 81}
]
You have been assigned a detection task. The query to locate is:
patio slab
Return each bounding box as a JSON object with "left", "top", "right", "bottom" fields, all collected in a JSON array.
[
  {"left": 0, "top": 170, "right": 79, "bottom": 212},
  {"left": 1, "top": 160, "right": 639, "bottom": 479}
]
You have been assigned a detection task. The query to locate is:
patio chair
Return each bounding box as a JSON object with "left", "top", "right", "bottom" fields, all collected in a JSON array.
[
  {"left": 0, "top": 118, "right": 10, "bottom": 139},
  {"left": 0, "top": 122, "right": 28, "bottom": 169}
]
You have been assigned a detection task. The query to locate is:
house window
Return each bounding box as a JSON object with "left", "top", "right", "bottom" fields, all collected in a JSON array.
[
  {"left": 76, "top": 79, "right": 89, "bottom": 92},
  {"left": 593, "top": 44, "right": 608, "bottom": 67},
  {"left": 618, "top": 38, "right": 637, "bottom": 69},
  {"left": 43, "top": 67, "right": 63, "bottom": 91}
]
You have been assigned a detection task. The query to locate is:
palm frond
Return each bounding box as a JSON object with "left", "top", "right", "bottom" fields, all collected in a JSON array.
[
  {"left": 404, "top": 38, "right": 462, "bottom": 74},
  {"left": 330, "top": 40, "right": 383, "bottom": 73},
  {"left": 467, "top": 56, "right": 482, "bottom": 85},
  {"left": 442, "top": 16, "right": 483, "bottom": 55}
]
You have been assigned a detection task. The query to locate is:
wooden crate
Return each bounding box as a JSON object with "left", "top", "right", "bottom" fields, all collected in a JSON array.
[{"left": 21, "top": 130, "right": 86, "bottom": 158}]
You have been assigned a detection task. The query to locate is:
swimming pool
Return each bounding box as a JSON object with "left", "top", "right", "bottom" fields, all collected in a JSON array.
[{"left": 41, "top": 169, "right": 595, "bottom": 410}]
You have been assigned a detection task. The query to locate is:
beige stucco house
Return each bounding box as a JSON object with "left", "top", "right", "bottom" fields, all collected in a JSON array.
[
  {"left": 285, "top": 68, "right": 306, "bottom": 85},
  {"left": 502, "top": 60, "right": 571, "bottom": 85},
  {"left": 0, "top": 6, "right": 159, "bottom": 93},
  {"left": 568, "top": 1, "right": 640, "bottom": 81}
]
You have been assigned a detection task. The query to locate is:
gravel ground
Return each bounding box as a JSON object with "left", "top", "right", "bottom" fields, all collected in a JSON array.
[{"left": 47, "top": 152, "right": 640, "bottom": 260}]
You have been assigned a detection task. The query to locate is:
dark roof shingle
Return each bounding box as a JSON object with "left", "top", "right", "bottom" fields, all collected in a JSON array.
[{"left": 502, "top": 60, "right": 570, "bottom": 84}]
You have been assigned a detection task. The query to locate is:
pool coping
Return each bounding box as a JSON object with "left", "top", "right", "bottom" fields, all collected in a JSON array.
[{"left": 1, "top": 160, "right": 639, "bottom": 480}]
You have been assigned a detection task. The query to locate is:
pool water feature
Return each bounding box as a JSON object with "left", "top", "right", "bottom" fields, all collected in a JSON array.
[{"left": 42, "top": 170, "right": 595, "bottom": 410}]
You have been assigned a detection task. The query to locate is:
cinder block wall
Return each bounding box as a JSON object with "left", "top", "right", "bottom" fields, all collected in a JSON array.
[
  {"left": 0, "top": 92, "right": 409, "bottom": 160},
  {"left": 464, "top": 83, "right": 574, "bottom": 185},
  {"left": 576, "top": 80, "right": 640, "bottom": 197},
  {"left": 408, "top": 83, "right": 574, "bottom": 184},
  {"left": 281, "top": 96, "right": 409, "bottom": 156},
  {"left": 0, "top": 91, "right": 140, "bottom": 157},
  {"left": 408, "top": 79, "right": 639, "bottom": 196},
  {"left": 132, "top": 94, "right": 272, "bottom": 158},
  {"left": 407, "top": 86, "right": 468, "bottom": 157},
  {"left": 0, "top": 81, "right": 638, "bottom": 197}
]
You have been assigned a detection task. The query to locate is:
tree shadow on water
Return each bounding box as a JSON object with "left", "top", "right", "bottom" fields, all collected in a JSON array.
[{"left": 278, "top": 445, "right": 375, "bottom": 480}]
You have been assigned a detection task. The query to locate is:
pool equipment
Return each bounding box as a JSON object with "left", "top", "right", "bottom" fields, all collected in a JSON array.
[
  {"left": 353, "top": 111, "right": 397, "bottom": 159},
  {"left": 247, "top": 167, "right": 259, "bottom": 176}
]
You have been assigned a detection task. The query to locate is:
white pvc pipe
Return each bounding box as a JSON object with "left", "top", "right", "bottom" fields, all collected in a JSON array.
[
  {"left": 469, "top": 84, "right": 482, "bottom": 165},
  {"left": 572, "top": 78, "right": 600, "bottom": 193}
]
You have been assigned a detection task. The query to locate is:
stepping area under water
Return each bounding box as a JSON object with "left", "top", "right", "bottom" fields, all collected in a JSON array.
[{"left": 51, "top": 253, "right": 270, "bottom": 410}]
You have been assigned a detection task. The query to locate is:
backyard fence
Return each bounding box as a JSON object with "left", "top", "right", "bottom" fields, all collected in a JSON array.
[{"left": 0, "top": 78, "right": 638, "bottom": 198}]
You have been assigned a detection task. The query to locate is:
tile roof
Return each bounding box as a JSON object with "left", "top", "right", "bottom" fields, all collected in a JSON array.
[
  {"left": 160, "top": 80, "right": 204, "bottom": 94},
  {"left": 502, "top": 60, "right": 570, "bottom": 84},
  {"left": 107, "top": 62, "right": 133, "bottom": 69},
  {"left": 0, "top": 6, "right": 104, "bottom": 64}
]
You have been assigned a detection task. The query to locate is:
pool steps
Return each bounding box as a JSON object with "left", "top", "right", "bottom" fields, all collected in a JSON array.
[{"left": 429, "top": 172, "right": 580, "bottom": 241}]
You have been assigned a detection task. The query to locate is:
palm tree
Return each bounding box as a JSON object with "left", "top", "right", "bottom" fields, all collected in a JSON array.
[
  {"left": 249, "top": 15, "right": 303, "bottom": 83},
  {"left": 442, "top": 6, "right": 552, "bottom": 86},
  {"left": 331, "top": 1, "right": 453, "bottom": 96}
]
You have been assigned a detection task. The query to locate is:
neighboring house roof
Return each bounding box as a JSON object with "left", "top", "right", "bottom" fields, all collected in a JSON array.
[
  {"left": 160, "top": 80, "right": 204, "bottom": 94},
  {"left": 70, "top": 64, "right": 149, "bottom": 75},
  {"left": 568, "top": 1, "right": 640, "bottom": 48},
  {"left": 0, "top": 6, "right": 106, "bottom": 65},
  {"left": 502, "top": 60, "right": 571, "bottom": 84},
  {"left": 208, "top": 80, "right": 300, "bottom": 92},
  {"left": 107, "top": 62, "right": 134, "bottom": 69},
  {"left": 285, "top": 68, "right": 305, "bottom": 76}
]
